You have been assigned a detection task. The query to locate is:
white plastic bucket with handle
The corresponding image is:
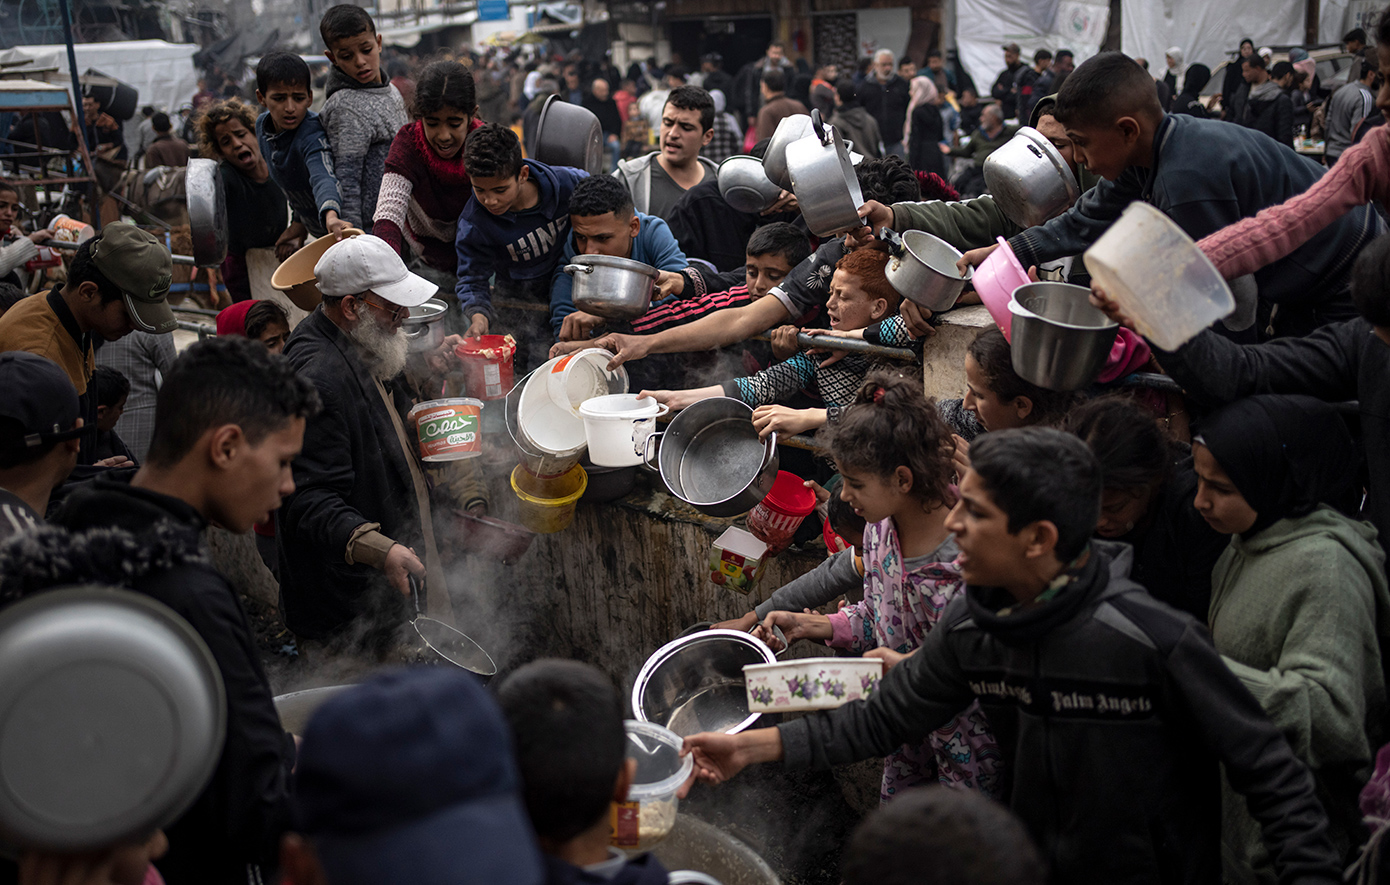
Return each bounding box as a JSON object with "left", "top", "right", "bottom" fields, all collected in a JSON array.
[{"left": 578, "top": 394, "right": 668, "bottom": 467}]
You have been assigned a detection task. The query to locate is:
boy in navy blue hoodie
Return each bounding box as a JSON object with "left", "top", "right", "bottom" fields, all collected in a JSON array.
[
  {"left": 456, "top": 123, "right": 586, "bottom": 369},
  {"left": 254, "top": 51, "right": 351, "bottom": 243}
]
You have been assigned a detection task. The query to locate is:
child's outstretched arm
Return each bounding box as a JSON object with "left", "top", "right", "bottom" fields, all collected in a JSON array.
[
  {"left": 321, "top": 108, "right": 366, "bottom": 228},
  {"left": 297, "top": 122, "right": 345, "bottom": 235},
  {"left": 640, "top": 385, "right": 722, "bottom": 410}
]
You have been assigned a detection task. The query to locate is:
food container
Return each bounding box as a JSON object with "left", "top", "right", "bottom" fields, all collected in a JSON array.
[
  {"left": 974, "top": 236, "right": 1030, "bottom": 340},
  {"left": 407, "top": 398, "right": 482, "bottom": 462},
  {"left": 24, "top": 246, "right": 61, "bottom": 272},
  {"left": 786, "top": 111, "right": 864, "bottom": 237},
  {"left": 579, "top": 394, "right": 668, "bottom": 467},
  {"left": 581, "top": 460, "right": 639, "bottom": 503},
  {"left": 652, "top": 816, "right": 779, "bottom": 884},
  {"left": 823, "top": 516, "right": 851, "bottom": 553},
  {"left": 631, "top": 629, "right": 778, "bottom": 737},
  {"left": 563, "top": 255, "right": 660, "bottom": 321},
  {"left": 532, "top": 94, "right": 605, "bottom": 176},
  {"left": 1007, "top": 282, "right": 1119, "bottom": 391},
  {"left": 743, "top": 657, "right": 883, "bottom": 712},
  {"left": 746, "top": 470, "right": 817, "bottom": 555},
  {"left": 644, "top": 397, "right": 778, "bottom": 518},
  {"left": 454, "top": 334, "right": 516, "bottom": 400},
  {"left": 718, "top": 155, "right": 783, "bottom": 213},
  {"left": 273, "top": 685, "right": 353, "bottom": 734},
  {"left": 505, "top": 367, "right": 583, "bottom": 477},
  {"left": 516, "top": 363, "right": 591, "bottom": 459},
  {"left": 709, "top": 526, "right": 768, "bottom": 593},
  {"left": 270, "top": 228, "right": 365, "bottom": 311},
  {"left": 983, "top": 126, "right": 1081, "bottom": 228},
  {"left": 880, "top": 228, "right": 972, "bottom": 311},
  {"left": 185, "top": 157, "right": 229, "bottom": 267},
  {"left": 610, "top": 721, "right": 692, "bottom": 852},
  {"left": 546, "top": 349, "right": 631, "bottom": 417},
  {"left": 1084, "top": 201, "right": 1235, "bottom": 352},
  {"left": 510, "top": 463, "right": 588, "bottom": 533},
  {"left": 444, "top": 508, "right": 535, "bottom": 565},
  {"left": 49, "top": 213, "right": 95, "bottom": 244},
  {"left": 401, "top": 298, "right": 449, "bottom": 353},
  {"left": 761, "top": 113, "right": 813, "bottom": 191}
]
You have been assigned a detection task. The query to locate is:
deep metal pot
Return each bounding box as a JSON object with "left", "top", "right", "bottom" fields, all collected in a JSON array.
[
  {"left": 718, "top": 155, "right": 782, "bottom": 213},
  {"left": 564, "top": 255, "right": 659, "bottom": 320},
  {"left": 761, "top": 113, "right": 813, "bottom": 191},
  {"left": 273, "top": 685, "right": 353, "bottom": 734},
  {"left": 631, "top": 629, "right": 778, "bottom": 737},
  {"left": 880, "top": 228, "right": 973, "bottom": 311},
  {"left": 655, "top": 816, "right": 780, "bottom": 885},
  {"left": 984, "top": 126, "right": 1081, "bottom": 228},
  {"left": 401, "top": 298, "right": 449, "bottom": 352},
  {"left": 786, "top": 110, "right": 864, "bottom": 237},
  {"left": 1007, "top": 282, "right": 1119, "bottom": 391},
  {"left": 185, "top": 158, "right": 227, "bottom": 268},
  {"left": 531, "top": 95, "right": 605, "bottom": 176},
  {"left": 643, "top": 397, "right": 778, "bottom": 518}
]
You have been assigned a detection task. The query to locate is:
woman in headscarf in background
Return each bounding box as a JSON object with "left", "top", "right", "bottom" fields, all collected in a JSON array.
[
  {"left": 904, "top": 76, "right": 946, "bottom": 178},
  {"left": 1193, "top": 394, "right": 1390, "bottom": 882},
  {"left": 702, "top": 88, "right": 743, "bottom": 165},
  {"left": 1162, "top": 46, "right": 1185, "bottom": 107},
  {"left": 1172, "top": 63, "right": 1211, "bottom": 118}
]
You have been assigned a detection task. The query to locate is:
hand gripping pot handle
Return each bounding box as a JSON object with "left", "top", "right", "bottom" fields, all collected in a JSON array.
[
  {"left": 641, "top": 431, "right": 664, "bottom": 473},
  {"left": 563, "top": 264, "right": 595, "bottom": 276}
]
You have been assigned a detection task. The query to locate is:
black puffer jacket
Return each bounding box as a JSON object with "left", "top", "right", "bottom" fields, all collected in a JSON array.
[
  {"left": 778, "top": 541, "right": 1341, "bottom": 884},
  {"left": 1242, "top": 81, "right": 1295, "bottom": 147},
  {"left": 277, "top": 307, "right": 421, "bottom": 642},
  {"left": 0, "top": 478, "right": 294, "bottom": 885}
]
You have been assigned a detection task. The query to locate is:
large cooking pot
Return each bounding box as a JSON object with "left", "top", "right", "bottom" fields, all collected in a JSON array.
[
  {"left": 401, "top": 298, "right": 449, "bottom": 352},
  {"left": 879, "top": 228, "right": 973, "bottom": 311},
  {"left": 718, "top": 155, "right": 783, "bottom": 214},
  {"left": 655, "top": 816, "right": 780, "bottom": 885},
  {"left": 532, "top": 95, "right": 605, "bottom": 176},
  {"left": 761, "top": 113, "right": 813, "bottom": 191},
  {"left": 786, "top": 110, "right": 863, "bottom": 237},
  {"left": 983, "top": 126, "right": 1080, "bottom": 229},
  {"left": 0, "top": 586, "right": 225, "bottom": 851},
  {"left": 1007, "top": 282, "right": 1119, "bottom": 391},
  {"left": 644, "top": 397, "right": 778, "bottom": 518},
  {"left": 185, "top": 158, "right": 228, "bottom": 268},
  {"left": 563, "top": 255, "right": 659, "bottom": 320},
  {"left": 273, "top": 685, "right": 353, "bottom": 734},
  {"left": 631, "top": 629, "right": 778, "bottom": 737}
]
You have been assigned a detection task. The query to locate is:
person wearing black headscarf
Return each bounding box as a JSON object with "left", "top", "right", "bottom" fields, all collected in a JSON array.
[
  {"left": 1193, "top": 394, "right": 1390, "bottom": 880},
  {"left": 1173, "top": 63, "right": 1211, "bottom": 118}
]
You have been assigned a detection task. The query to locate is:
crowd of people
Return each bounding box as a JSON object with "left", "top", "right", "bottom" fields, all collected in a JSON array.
[{"left": 0, "top": 2, "right": 1387, "bottom": 883}]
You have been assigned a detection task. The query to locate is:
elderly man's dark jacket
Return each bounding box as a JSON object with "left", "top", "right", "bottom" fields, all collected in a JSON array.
[{"left": 278, "top": 306, "right": 421, "bottom": 641}]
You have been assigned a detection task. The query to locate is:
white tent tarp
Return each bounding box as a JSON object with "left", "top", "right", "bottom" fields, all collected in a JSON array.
[
  {"left": 956, "top": 0, "right": 1109, "bottom": 112},
  {"left": 9, "top": 40, "right": 199, "bottom": 116}
]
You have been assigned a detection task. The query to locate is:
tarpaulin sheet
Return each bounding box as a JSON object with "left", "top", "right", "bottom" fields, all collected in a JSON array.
[
  {"left": 956, "top": 0, "right": 1109, "bottom": 115},
  {"left": 9, "top": 41, "right": 199, "bottom": 117}
]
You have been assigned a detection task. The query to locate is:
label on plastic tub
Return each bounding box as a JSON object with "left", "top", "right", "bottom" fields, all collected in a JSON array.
[
  {"left": 409, "top": 399, "right": 483, "bottom": 461},
  {"left": 610, "top": 800, "right": 640, "bottom": 848}
]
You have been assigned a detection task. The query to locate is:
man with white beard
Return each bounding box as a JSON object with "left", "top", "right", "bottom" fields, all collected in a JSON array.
[{"left": 277, "top": 234, "right": 452, "bottom": 655}]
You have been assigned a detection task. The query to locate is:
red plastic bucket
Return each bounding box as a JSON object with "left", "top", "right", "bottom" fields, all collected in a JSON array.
[
  {"left": 455, "top": 335, "right": 516, "bottom": 400},
  {"left": 746, "top": 471, "right": 817, "bottom": 554}
]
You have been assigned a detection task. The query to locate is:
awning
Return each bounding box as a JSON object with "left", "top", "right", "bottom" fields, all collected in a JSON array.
[{"left": 379, "top": 10, "right": 480, "bottom": 47}]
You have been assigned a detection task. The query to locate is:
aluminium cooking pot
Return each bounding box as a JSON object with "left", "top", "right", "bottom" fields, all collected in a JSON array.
[
  {"left": 401, "top": 298, "right": 449, "bottom": 352},
  {"left": 1007, "top": 282, "right": 1119, "bottom": 391},
  {"left": 563, "top": 255, "right": 659, "bottom": 320},
  {"left": 717, "top": 155, "right": 783, "bottom": 214},
  {"left": 532, "top": 95, "right": 605, "bottom": 176},
  {"left": 878, "top": 228, "right": 973, "bottom": 311},
  {"left": 786, "top": 110, "right": 864, "bottom": 238},
  {"left": 761, "top": 113, "right": 813, "bottom": 191},
  {"left": 642, "top": 397, "right": 778, "bottom": 518},
  {"left": 983, "top": 126, "right": 1081, "bottom": 229},
  {"left": 631, "top": 629, "right": 778, "bottom": 736},
  {"left": 185, "top": 158, "right": 228, "bottom": 268}
]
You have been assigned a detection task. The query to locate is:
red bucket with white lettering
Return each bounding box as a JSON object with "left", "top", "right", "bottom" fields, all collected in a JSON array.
[
  {"left": 455, "top": 335, "right": 516, "bottom": 400},
  {"left": 746, "top": 471, "right": 817, "bottom": 554},
  {"left": 407, "top": 398, "right": 483, "bottom": 462}
]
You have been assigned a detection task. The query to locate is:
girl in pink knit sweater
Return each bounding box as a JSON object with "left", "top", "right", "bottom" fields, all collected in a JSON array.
[
  {"left": 1199, "top": 23, "right": 1390, "bottom": 279},
  {"left": 372, "top": 61, "right": 484, "bottom": 273}
]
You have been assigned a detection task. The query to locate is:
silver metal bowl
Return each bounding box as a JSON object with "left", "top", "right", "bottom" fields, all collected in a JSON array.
[
  {"left": 564, "top": 254, "right": 659, "bottom": 320},
  {"left": 185, "top": 157, "right": 227, "bottom": 268},
  {"left": 272, "top": 685, "right": 354, "bottom": 734},
  {"left": 631, "top": 629, "right": 777, "bottom": 737},
  {"left": 984, "top": 127, "right": 1081, "bottom": 228},
  {"left": 654, "top": 815, "right": 780, "bottom": 885},
  {"left": 646, "top": 397, "right": 778, "bottom": 518},
  {"left": 718, "top": 155, "right": 783, "bottom": 214},
  {"left": 402, "top": 297, "right": 449, "bottom": 352},
  {"left": 1007, "top": 282, "right": 1119, "bottom": 391},
  {"left": 532, "top": 95, "right": 605, "bottom": 176}
]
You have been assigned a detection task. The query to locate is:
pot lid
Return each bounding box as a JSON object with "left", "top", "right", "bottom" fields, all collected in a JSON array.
[{"left": 570, "top": 254, "right": 660, "bottom": 278}]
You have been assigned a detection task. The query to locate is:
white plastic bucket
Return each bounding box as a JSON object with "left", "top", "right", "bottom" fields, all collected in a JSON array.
[
  {"left": 546, "top": 348, "right": 628, "bottom": 416},
  {"left": 578, "top": 394, "right": 668, "bottom": 467},
  {"left": 516, "top": 357, "right": 589, "bottom": 457}
]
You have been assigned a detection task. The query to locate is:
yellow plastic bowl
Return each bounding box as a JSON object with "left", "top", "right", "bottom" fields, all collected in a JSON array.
[{"left": 510, "top": 464, "right": 588, "bottom": 533}]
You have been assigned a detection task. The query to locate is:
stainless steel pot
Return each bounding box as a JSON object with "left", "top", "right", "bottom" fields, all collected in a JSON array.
[
  {"left": 185, "top": 157, "right": 227, "bottom": 268},
  {"left": 879, "top": 228, "right": 973, "bottom": 311},
  {"left": 643, "top": 397, "right": 778, "bottom": 518},
  {"left": 761, "top": 113, "right": 813, "bottom": 191},
  {"left": 401, "top": 298, "right": 449, "bottom": 352},
  {"left": 717, "top": 155, "right": 782, "bottom": 213},
  {"left": 563, "top": 254, "right": 659, "bottom": 320},
  {"left": 655, "top": 816, "right": 780, "bottom": 885},
  {"left": 273, "top": 685, "right": 353, "bottom": 734},
  {"left": 631, "top": 629, "right": 778, "bottom": 736},
  {"left": 984, "top": 126, "right": 1081, "bottom": 228},
  {"left": 1007, "top": 281, "right": 1119, "bottom": 391},
  {"left": 786, "top": 110, "right": 864, "bottom": 237},
  {"left": 532, "top": 95, "right": 605, "bottom": 176}
]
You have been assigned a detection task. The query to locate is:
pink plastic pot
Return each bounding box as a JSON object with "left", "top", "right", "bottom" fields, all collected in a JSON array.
[{"left": 974, "top": 236, "right": 1030, "bottom": 341}]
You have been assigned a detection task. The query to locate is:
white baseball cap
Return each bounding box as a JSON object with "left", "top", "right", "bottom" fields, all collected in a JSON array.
[{"left": 314, "top": 235, "right": 439, "bottom": 307}]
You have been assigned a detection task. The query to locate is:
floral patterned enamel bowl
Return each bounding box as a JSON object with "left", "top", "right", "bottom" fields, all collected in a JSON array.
[{"left": 742, "top": 657, "right": 883, "bottom": 712}]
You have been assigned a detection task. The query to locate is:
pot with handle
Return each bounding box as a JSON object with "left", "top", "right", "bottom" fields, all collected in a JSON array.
[
  {"left": 185, "top": 158, "right": 228, "bottom": 268},
  {"left": 785, "top": 109, "right": 864, "bottom": 237},
  {"left": 409, "top": 576, "right": 497, "bottom": 677},
  {"left": 762, "top": 113, "right": 813, "bottom": 191},
  {"left": 563, "top": 255, "right": 659, "bottom": 320},
  {"left": 983, "top": 126, "right": 1080, "bottom": 228},
  {"left": 641, "top": 397, "right": 778, "bottom": 518},
  {"left": 877, "top": 227, "right": 973, "bottom": 311},
  {"left": 400, "top": 298, "right": 450, "bottom": 353}
]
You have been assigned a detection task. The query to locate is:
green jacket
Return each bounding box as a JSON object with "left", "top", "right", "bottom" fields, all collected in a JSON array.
[{"left": 1209, "top": 506, "right": 1390, "bottom": 879}]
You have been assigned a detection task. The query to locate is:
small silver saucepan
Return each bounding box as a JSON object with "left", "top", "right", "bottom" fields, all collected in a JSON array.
[
  {"left": 401, "top": 298, "right": 450, "bottom": 353},
  {"left": 409, "top": 576, "right": 497, "bottom": 677}
]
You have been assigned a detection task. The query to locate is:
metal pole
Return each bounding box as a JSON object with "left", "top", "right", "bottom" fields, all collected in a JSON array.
[{"left": 55, "top": 0, "right": 99, "bottom": 231}]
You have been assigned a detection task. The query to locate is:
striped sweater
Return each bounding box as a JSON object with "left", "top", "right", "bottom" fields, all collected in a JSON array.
[{"left": 373, "top": 117, "right": 485, "bottom": 272}]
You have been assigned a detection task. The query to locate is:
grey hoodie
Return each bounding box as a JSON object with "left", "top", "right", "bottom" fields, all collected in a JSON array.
[{"left": 320, "top": 65, "right": 408, "bottom": 229}]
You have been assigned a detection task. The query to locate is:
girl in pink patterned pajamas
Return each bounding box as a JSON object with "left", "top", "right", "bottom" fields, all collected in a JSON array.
[{"left": 759, "top": 370, "right": 1002, "bottom": 803}]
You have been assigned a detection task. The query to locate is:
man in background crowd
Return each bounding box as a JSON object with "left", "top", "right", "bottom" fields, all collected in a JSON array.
[
  {"left": 860, "top": 49, "right": 911, "bottom": 157},
  {"left": 990, "top": 42, "right": 1025, "bottom": 119}
]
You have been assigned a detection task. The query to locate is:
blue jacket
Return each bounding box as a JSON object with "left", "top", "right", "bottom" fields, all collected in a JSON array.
[
  {"left": 1008, "top": 114, "right": 1381, "bottom": 312},
  {"left": 256, "top": 111, "right": 342, "bottom": 239},
  {"left": 548, "top": 212, "right": 688, "bottom": 333},
  {"left": 454, "top": 159, "right": 588, "bottom": 322}
]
